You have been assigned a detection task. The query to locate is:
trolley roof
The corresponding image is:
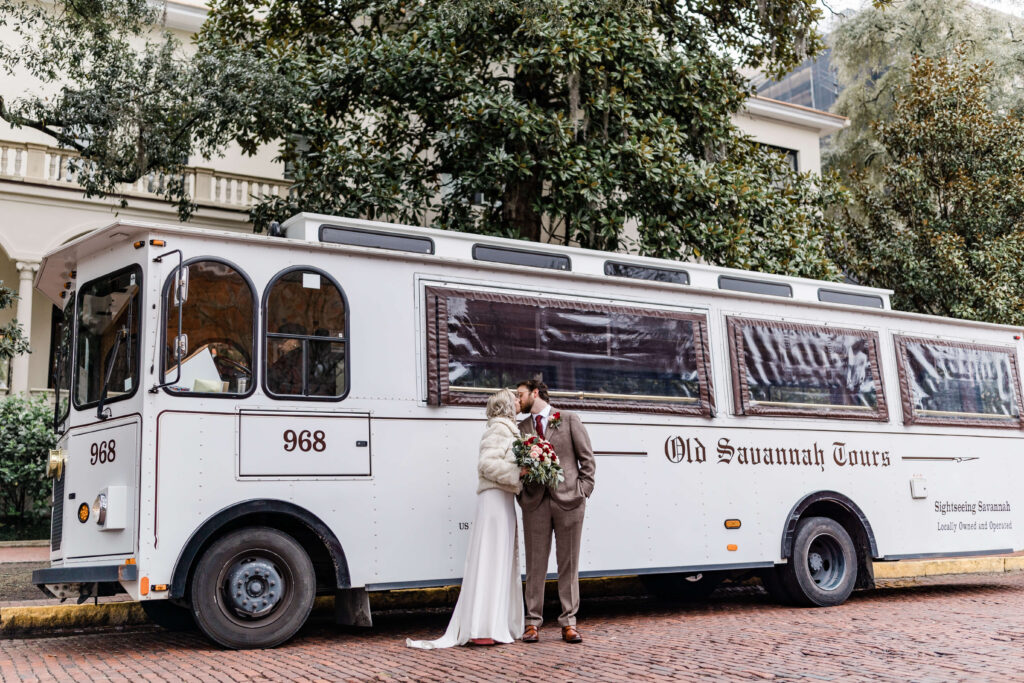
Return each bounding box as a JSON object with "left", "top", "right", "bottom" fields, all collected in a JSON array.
[
  {"left": 37, "top": 212, "right": 894, "bottom": 307},
  {"left": 38, "top": 213, "right": 1014, "bottom": 335}
]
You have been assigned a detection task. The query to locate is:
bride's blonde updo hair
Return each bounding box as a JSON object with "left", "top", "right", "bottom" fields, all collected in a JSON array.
[{"left": 486, "top": 388, "right": 518, "bottom": 420}]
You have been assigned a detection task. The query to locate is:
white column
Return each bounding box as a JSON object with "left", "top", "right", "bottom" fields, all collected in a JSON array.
[{"left": 11, "top": 260, "right": 39, "bottom": 395}]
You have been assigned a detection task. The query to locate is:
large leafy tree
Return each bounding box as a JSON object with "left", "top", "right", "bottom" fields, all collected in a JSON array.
[
  {"left": 836, "top": 49, "right": 1024, "bottom": 323},
  {"left": 1, "top": 0, "right": 845, "bottom": 278},
  {"left": 0, "top": 0, "right": 249, "bottom": 218},
  {"left": 826, "top": 0, "right": 1024, "bottom": 181},
  {"left": 198, "top": 0, "right": 843, "bottom": 276}
]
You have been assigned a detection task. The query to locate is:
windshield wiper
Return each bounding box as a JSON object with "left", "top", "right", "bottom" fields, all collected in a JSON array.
[{"left": 96, "top": 327, "right": 127, "bottom": 421}]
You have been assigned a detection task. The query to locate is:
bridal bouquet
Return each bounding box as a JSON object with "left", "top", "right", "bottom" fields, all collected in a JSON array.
[{"left": 513, "top": 435, "right": 565, "bottom": 490}]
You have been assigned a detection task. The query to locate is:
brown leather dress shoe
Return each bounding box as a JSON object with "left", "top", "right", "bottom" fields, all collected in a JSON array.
[
  {"left": 561, "top": 625, "right": 582, "bottom": 643},
  {"left": 522, "top": 625, "right": 539, "bottom": 643}
]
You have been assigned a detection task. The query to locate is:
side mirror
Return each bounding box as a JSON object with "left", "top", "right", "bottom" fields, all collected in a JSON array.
[{"left": 175, "top": 333, "right": 189, "bottom": 360}]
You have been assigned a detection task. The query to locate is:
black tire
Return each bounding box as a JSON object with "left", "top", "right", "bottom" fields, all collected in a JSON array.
[
  {"left": 641, "top": 572, "right": 722, "bottom": 602},
  {"left": 191, "top": 526, "right": 316, "bottom": 649},
  {"left": 781, "top": 516, "right": 857, "bottom": 607},
  {"left": 759, "top": 566, "right": 796, "bottom": 605},
  {"left": 140, "top": 599, "right": 197, "bottom": 631}
]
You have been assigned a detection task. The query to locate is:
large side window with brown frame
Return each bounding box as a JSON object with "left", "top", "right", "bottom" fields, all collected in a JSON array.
[
  {"left": 894, "top": 336, "right": 1023, "bottom": 428},
  {"left": 425, "top": 286, "right": 715, "bottom": 416},
  {"left": 727, "top": 317, "right": 888, "bottom": 421}
]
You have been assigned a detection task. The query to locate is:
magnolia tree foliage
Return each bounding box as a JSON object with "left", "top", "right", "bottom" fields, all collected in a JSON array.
[
  {"left": 0, "top": 282, "right": 29, "bottom": 364},
  {"left": 836, "top": 50, "right": 1024, "bottom": 323},
  {"left": 197, "top": 0, "right": 843, "bottom": 276},
  {"left": 826, "top": 0, "right": 1024, "bottom": 181},
  {"left": 0, "top": 0, "right": 845, "bottom": 278},
  {"left": 0, "top": 0, "right": 250, "bottom": 218}
]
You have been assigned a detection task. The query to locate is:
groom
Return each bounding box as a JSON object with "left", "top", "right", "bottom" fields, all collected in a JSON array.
[{"left": 516, "top": 379, "right": 596, "bottom": 643}]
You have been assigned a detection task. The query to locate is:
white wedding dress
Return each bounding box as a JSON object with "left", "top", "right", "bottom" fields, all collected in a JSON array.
[{"left": 406, "top": 488, "right": 524, "bottom": 648}]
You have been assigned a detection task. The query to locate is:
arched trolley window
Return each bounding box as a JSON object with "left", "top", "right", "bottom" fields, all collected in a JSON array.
[
  {"left": 263, "top": 267, "right": 349, "bottom": 400},
  {"left": 161, "top": 258, "right": 256, "bottom": 397}
]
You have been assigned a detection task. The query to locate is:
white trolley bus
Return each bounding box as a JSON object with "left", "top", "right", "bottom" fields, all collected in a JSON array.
[{"left": 32, "top": 213, "right": 1024, "bottom": 648}]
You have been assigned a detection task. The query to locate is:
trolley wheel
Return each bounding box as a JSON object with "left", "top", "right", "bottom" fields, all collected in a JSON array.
[
  {"left": 758, "top": 566, "right": 796, "bottom": 605},
  {"left": 190, "top": 526, "right": 316, "bottom": 649},
  {"left": 782, "top": 516, "right": 857, "bottom": 607},
  {"left": 641, "top": 572, "right": 722, "bottom": 602},
  {"left": 140, "top": 599, "right": 196, "bottom": 631}
]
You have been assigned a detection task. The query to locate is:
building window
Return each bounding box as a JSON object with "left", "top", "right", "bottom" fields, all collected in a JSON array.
[
  {"left": 894, "top": 336, "right": 1023, "bottom": 428},
  {"left": 727, "top": 317, "right": 888, "bottom": 421},
  {"left": 425, "top": 286, "right": 715, "bottom": 416},
  {"left": 760, "top": 143, "right": 799, "bottom": 172},
  {"left": 264, "top": 268, "right": 348, "bottom": 399},
  {"left": 162, "top": 259, "right": 255, "bottom": 397}
]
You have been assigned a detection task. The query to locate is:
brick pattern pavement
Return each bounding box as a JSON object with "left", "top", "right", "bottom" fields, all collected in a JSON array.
[{"left": 4, "top": 573, "right": 1024, "bottom": 681}]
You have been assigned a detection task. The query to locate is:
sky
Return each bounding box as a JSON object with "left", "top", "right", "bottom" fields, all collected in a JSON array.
[{"left": 818, "top": 0, "right": 1024, "bottom": 25}]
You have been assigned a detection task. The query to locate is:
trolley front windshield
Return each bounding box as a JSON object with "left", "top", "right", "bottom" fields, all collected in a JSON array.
[{"left": 75, "top": 266, "right": 142, "bottom": 408}]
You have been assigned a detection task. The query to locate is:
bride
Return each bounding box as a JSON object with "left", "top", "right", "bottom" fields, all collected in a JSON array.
[{"left": 406, "top": 388, "right": 525, "bottom": 648}]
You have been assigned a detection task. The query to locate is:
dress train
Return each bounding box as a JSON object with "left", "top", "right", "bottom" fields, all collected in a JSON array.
[{"left": 406, "top": 488, "right": 524, "bottom": 648}]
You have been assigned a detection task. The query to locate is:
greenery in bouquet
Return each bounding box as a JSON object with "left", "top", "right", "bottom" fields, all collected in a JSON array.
[{"left": 513, "top": 435, "right": 565, "bottom": 491}]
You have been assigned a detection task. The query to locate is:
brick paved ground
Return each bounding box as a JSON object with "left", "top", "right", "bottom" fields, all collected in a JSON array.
[{"left": 4, "top": 572, "right": 1024, "bottom": 681}]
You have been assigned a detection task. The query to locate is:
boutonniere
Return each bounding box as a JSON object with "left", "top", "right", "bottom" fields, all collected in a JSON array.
[{"left": 548, "top": 412, "right": 563, "bottom": 431}]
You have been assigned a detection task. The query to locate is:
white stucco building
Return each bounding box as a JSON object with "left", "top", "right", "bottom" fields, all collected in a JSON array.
[{"left": 0, "top": 1, "right": 848, "bottom": 396}]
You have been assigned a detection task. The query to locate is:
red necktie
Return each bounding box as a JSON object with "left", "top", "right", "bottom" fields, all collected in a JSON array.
[{"left": 535, "top": 414, "right": 544, "bottom": 439}]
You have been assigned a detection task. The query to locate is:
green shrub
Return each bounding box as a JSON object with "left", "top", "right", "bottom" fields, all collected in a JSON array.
[{"left": 0, "top": 395, "right": 56, "bottom": 538}]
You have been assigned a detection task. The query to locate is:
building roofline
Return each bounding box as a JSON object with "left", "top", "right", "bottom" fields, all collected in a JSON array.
[
  {"left": 164, "top": 0, "right": 208, "bottom": 33},
  {"left": 742, "top": 95, "right": 849, "bottom": 136}
]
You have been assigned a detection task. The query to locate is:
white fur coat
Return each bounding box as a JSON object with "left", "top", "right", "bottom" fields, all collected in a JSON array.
[{"left": 477, "top": 416, "right": 522, "bottom": 495}]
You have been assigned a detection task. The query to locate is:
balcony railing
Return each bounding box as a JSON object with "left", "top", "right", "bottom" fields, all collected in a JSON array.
[{"left": 0, "top": 140, "right": 290, "bottom": 211}]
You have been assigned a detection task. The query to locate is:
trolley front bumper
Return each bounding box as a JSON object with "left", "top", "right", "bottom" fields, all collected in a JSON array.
[{"left": 32, "top": 564, "right": 137, "bottom": 600}]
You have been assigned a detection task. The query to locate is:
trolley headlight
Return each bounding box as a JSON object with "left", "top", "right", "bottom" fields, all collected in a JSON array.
[
  {"left": 91, "top": 486, "right": 127, "bottom": 531},
  {"left": 46, "top": 449, "right": 66, "bottom": 480},
  {"left": 93, "top": 492, "right": 108, "bottom": 526}
]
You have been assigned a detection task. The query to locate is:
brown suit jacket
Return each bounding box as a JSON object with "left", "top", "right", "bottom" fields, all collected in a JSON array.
[{"left": 518, "top": 409, "right": 596, "bottom": 512}]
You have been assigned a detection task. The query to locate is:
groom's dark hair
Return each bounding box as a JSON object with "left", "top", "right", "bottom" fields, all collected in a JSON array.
[{"left": 517, "top": 379, "right": 550, "bottom": 402}]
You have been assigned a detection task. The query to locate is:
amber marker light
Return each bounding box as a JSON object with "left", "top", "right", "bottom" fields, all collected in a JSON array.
[
  {"left": 133, "top": 240, "right": 145, "bottom": 249},
  {"left": 125, "top": 558, "right": 136, "bottom": 565},
  {"left": 726, "top": 544, "right": 738, "bottom": 551},
  {"left": 77, "top": 503, "right": 90, "bottom": 523},
  {"left": 152, "top": 584, "right": 169, "bottom": 592},
  {"left": 140, "top": 577, "right": 149, "bottom": 596},
  {"left": 150, "top": 239, "right": 166, "bottom": 247},
  {"left": 724, "top": 519, "right": 741, "bottom": 529}
]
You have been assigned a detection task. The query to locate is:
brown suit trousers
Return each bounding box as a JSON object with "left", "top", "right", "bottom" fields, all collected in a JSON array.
[{"left": 518, "top": 409, "right": 595, "bottom": 627}]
